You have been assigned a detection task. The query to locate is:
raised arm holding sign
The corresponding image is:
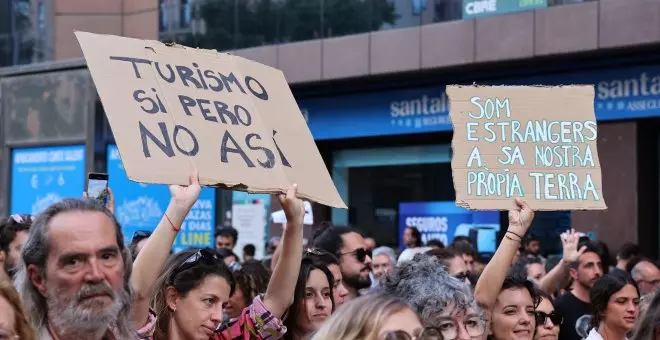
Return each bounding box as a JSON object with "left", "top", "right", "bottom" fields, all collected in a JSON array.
[
  {"left": 447, "top": 85, "right": 607, "bottom": 211},
  {"left": 75, "top": 31, "right": 346, "bottom": 209}
]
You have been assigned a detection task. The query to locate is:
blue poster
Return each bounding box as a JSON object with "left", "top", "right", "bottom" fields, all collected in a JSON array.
[
  {"left": 107, "top": 145, "right": 216, "bottom": 252},
  {"left": 300, "top": 65, "right": 660, "bottom": 140},
  {"left": 11, "top": 145, "right": 86, "bottom": 215},
  {"left": 399, "top": 201, "right": 500, "bottom": 253}
]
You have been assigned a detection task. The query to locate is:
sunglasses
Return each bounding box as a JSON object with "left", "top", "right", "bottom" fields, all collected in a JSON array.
[
  {"left": 169, "top": 248, "right": 220, "bottom": 284},
  {"left": 341, "top": 248, "right": 372, "bottom": 262},
  {"left": 535, "top": 311, "right": 563, "bottom": 326},
  {"left": 454, "top": 271, "right": 470, "bottom": 282},
  {"left": 9, "top": 214, "right": 32, "bottom": 224},
  {"left": 305, "top": 248, "right": 332, "bottom": 256}
]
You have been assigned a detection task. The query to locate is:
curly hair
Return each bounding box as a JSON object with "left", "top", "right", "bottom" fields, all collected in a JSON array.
[
  {"left": 232, "top": 260, "right": 270, "bottom": 309},
  {"left": 382, "top": 253, "right": 480, "bottom": 327}
]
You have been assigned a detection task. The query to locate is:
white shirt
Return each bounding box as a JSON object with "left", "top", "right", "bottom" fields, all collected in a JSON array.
[{"left": 584, "top": 328, "right": 628, "bottom": 340}]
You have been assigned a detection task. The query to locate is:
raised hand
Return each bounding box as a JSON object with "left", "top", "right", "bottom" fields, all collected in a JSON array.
[
  {"left": 561, "top": 229, "right": 586, "bottom": 264},
  {"left": 169, "top": 170, "right": 201, "bottom": 211},
  {"left": 507, "top": 197, "right": 534, "bottom": 236},
  {"left": 278, "top": 184, "right": 304, "bottom": 226}
]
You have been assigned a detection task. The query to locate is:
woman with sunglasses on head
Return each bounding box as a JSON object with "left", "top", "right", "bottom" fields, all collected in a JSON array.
[
  {"left": 584, "top": 271, "right": 640, "bottom": 340},
  {"left": 310, "top": 294, "right": 430, "bottom": 340},
  {"left": 534, "top": 290, "right": 562, "bottom": 340},
  {"left": 283, "top": 255, "right": 335, "bottom": 340},
  {"left": 305, "top": 248, "right": 350, "bottom": 308},
  {"left": 132, "top": 172, "right": 305, "bottom": 339}
]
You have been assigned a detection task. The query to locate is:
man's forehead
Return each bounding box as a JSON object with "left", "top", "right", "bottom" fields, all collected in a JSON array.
[
  {"left": 340, "top": 232, "right": 364, "bottom": 250},
  {"left": 579, "top": 251, "right": 601, "bottom": 263},
  {"left": 373, "top": 254, "right": 391, "bottom": 264},
  {"left": 47, "top": 210, "right": 119, "bottom": 252}
]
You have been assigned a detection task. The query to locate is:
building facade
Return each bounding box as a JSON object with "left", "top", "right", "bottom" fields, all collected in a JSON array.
[{"left": 1, "top": 0, "right": 659, "bottom": 258}]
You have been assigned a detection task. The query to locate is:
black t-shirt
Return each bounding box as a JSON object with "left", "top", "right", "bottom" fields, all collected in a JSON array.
[{"left": 554, "top": 292, "right": 592, "bottom": 340}]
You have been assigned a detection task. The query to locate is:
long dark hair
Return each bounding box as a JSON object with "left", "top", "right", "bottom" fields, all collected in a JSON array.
[
  {"left": 232, "top": 261, "right": 270, "bottom": 307},
  {"left": 407, "top": 227, "right": 423, "bottom": 247},
  {"left": 284, "top": 256, "right": 336, "bottom": 340},
  {"left": 152, "top": 248, "right": 235, "bottom": 339},
  {"left": 589, "top": 271, "right": 640, "bottom": 329}
]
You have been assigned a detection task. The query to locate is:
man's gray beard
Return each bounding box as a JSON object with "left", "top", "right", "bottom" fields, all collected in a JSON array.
[{"left": 46, "top": 282, "right": 128, "bottom": 339}]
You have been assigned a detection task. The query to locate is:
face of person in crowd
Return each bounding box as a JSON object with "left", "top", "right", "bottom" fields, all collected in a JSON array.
[
  {"left": 295, "top": 269, "right": 332, "bottom": 334},
  {"left": 634, "top": 261, "right": 660, "bottom": 295},
  {"left": 225, "top": 283, "right": 247, "bottom": 319},
  {"left": 327, "top": 264, "right": 349, "bottom": 307},
  {"left": 168, "top": 275, "right": 231, "bottom": 340},
  {"left": 534, "top": 297, "right": 560, "bottom": 340},
  {"left": 0, "top": 295, "right": 17, "bottom": 340},
  {"left": 372, "top": 254, "right": 393, "bottom": 280},
  {"left": 570, "top": 251, "right": 603, "bottom": 290},
  {"left": 403, "top": 228, "right": 415, "bottom": 247},
  {"left": 433, "top": 305, "right": 485, "bottom": 340},
  {"left": 28, "top": 211, "right": 127, "bottom": 332},
  {"left": 526, "top": 241, "right": 541, "bottom": 256},
  {"left": 379, "top": 307, "right": 423, "bottom": 339},
  {"left": 447, "top": 255, "right": 471, "bottom": 286},
  {"left": 462, "top": 254, "right": 476, "bottom": 273},
  {"left": 216, "top": 236, "right": 235, "bottom": 250},
  {"left": 5, "top": 230, "right": 28, "bottom": 271},
  {"left": 489, "top": 288, "right": 536, "bottom": 340},
  {"left": 339, "top": 232, "right": 372, "bottom": 291},
  {"left": 527, "top": 263, "right": 546, "bottom": 284},
  {"left": 601, "top": 284, "right": 639, "bottom": 333}
]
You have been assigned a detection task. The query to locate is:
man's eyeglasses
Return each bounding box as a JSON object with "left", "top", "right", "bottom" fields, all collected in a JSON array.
[
  {"left": 535, "top": 311, "right": 563, "bottom": 327},
  {"left": 169, "top": 248, "right": 220, "bottom": 284},
  {"left": 340, "top": 248, "right": 372, "bottom": 262},
  {"left": 453, "top": 271, "right": 470, "bottom": 282}
]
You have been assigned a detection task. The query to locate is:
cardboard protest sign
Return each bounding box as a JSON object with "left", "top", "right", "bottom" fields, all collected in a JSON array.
[
  {"left": 76, "top": 31, "right": 346, "bottom": 208},
  {"left": 447, "top": 85, "right": 606, "bottom": 211}
]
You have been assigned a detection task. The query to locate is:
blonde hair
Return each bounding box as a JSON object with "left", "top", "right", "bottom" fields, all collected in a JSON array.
[
  {"left": 310, "top": 294, "right": 416, "bottom": 340},
  {"left": 0, "top": 279, "right": 36, "bottom": 340}
]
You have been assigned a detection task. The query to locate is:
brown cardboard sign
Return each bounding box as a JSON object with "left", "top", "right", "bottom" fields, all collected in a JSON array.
[
  {"left": 76, "top": 31, "right": 346, "bottom": 208},
  {"left": 447, "top": 85, "right": 606, "bottom": 211}
]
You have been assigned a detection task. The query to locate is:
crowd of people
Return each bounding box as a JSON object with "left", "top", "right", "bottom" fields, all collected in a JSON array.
[{"left": 0, "top": 174, "right": 658, "bottom": 340}]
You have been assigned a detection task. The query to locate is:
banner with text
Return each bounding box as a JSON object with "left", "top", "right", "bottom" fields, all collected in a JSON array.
[
  {"left": 11, "top": 145, "right": 86, "bottom": 215},
  {"left": 76, "top": 31, "right": 345, "bottom": 209},
  {"left": 399, "top": 202, "right": 500, "bottom": 253},
  {"left": 108, "top": 145, "right": 215, "bottom": 251},
  {"left": 463, "top": 0, "right": 547, "bottom": 19},
  {"left": 447, "top": 85, "right": 606, "bottom": 210}
]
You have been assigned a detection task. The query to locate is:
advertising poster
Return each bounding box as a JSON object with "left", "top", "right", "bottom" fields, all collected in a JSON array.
[
  {"left": 11, "top": 145, "right": 86, "bottom": 215},
  {"left": 399, "top": 201, "right": 500, "bottom": 253},
  {"left": 232, "top": 191, "right": 271, "bottom": 259},
  {"left": 107, "top": 145, "right": 216, "bottom": 252}
]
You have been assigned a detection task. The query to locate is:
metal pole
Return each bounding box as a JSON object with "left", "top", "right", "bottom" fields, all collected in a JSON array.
[{"left": 10, "top": 0, "right": 18, "bottom": 65}]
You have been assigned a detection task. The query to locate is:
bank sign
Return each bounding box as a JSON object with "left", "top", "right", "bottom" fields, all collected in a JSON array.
[
  {"left": 107, "top": 145, "right": 216, "bottom": 251},
  {"left": 399, "top": 201, "right": 500, "bottom": 253},
  {"left": 300, "top": 65, "right": 660, "bottom": 140},
  {"left": 10, "top": 145, "right": 86, "bottom": 215},
  {"left": 462, "top": 0, "right": 547, "bottom": 19}
]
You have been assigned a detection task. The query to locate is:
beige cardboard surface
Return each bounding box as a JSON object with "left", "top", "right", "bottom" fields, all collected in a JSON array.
[
  {"left": 76, "top": 31, "right": 346, "bottom": 208},
  {"left": 447, "top": 85, "right": 606, "bottom": 211}
]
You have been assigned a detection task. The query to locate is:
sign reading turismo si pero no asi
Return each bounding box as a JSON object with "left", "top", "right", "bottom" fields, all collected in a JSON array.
[
  {"left": 75, "top": 31, "right": 345, "bottom": 208},
  {"left": 446, "top": 85, "right": 606, "bottom": 211}
]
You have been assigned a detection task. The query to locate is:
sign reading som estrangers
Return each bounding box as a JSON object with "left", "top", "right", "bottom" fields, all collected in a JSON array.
[{"left": 447, "top": 85, "right": 607, "bottom": 211}]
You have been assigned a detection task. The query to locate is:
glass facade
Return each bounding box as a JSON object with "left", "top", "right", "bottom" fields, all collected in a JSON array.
[{"left": 156, "top": 0, "right": 597, "bottom": 52}]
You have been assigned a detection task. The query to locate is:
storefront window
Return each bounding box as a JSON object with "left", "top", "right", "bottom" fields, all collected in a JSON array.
[{"left": 331, "top": 145, "right": 452, "bottom": 248}]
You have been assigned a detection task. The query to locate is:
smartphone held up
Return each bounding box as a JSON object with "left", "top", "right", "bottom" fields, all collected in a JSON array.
[{"left": 87, "top": 173, "right": 109, "bottom": 204}]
